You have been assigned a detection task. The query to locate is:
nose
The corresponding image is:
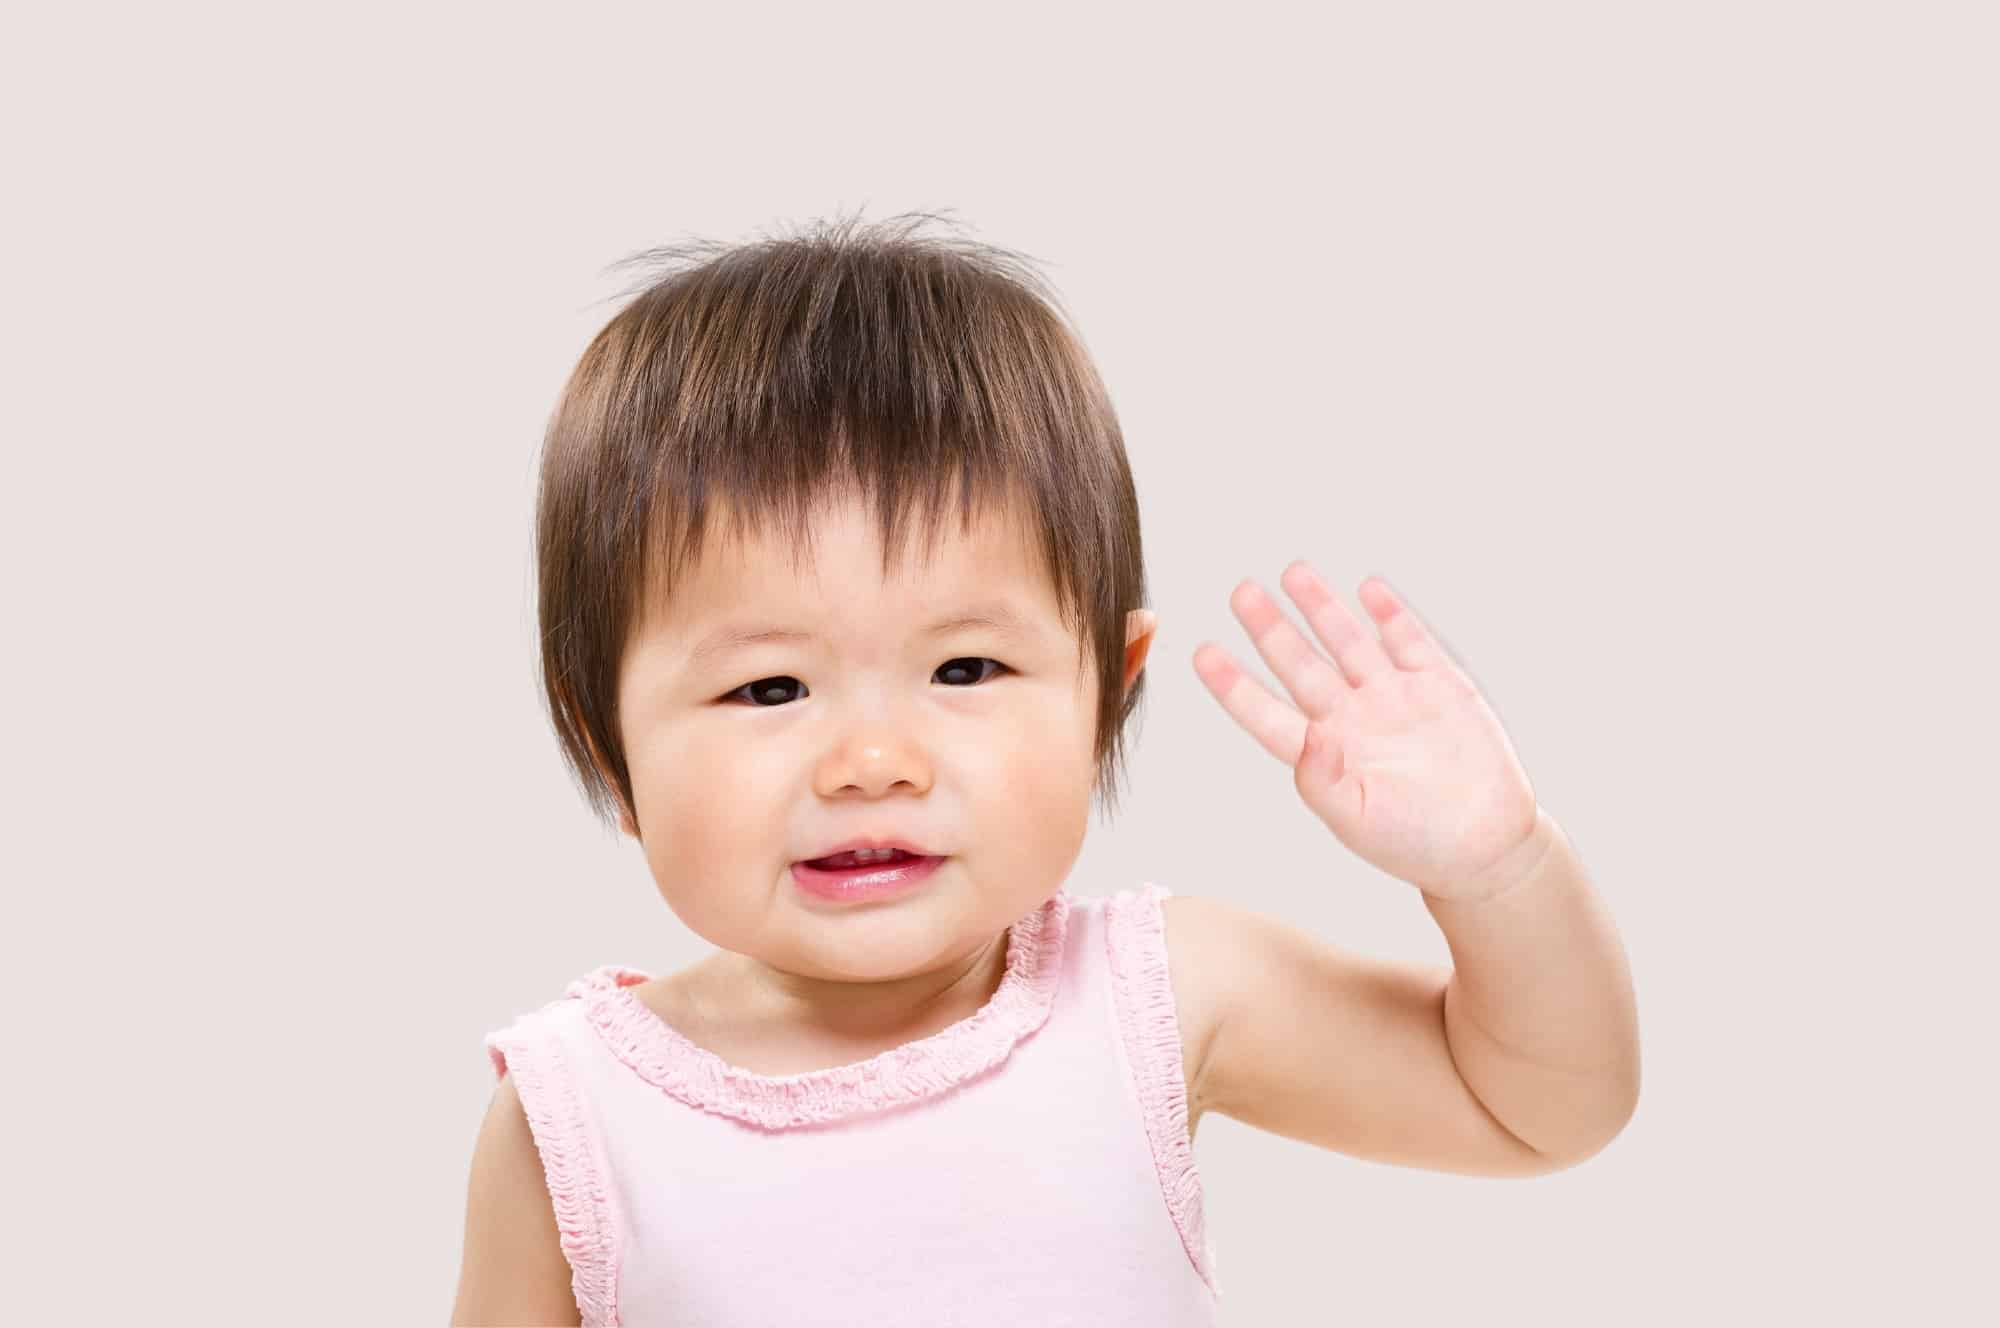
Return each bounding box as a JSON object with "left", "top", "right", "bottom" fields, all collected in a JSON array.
[{"left": 814, "top": 725, "right": 935, "bottom": 799}]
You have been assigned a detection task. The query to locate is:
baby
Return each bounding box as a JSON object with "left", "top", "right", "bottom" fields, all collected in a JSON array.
[{"left": 451, "top": 212, "right": 1641, "bottom": 1327}]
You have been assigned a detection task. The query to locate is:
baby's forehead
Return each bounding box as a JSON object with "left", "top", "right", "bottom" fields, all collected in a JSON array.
[
  {"left": 671, "top": 548, "right": 1054, "bottom": 624},
  {"left": 648, "top": 496, "right": 1061, "bottom": 629}
]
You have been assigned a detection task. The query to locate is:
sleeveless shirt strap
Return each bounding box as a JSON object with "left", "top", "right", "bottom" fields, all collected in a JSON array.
[
  {"left": 484, "top": 1019, "right": 623, "bottom": 1327},
  {"left": 1104, "top": 884, "right": 1222, "bottom": 1297}
]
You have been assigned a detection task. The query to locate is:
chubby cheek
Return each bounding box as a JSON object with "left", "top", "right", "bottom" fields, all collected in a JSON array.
[
  {"left": 627, "top": 728, "right": 789, "bottom": 946},
  {"left": 963, "top": 680, "right": 1097, "bottom": 889}
]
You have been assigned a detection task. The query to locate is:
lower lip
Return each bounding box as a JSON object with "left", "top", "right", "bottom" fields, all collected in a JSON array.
[{"left": 790, "top": 854, "right": 945, "bottom": 903}]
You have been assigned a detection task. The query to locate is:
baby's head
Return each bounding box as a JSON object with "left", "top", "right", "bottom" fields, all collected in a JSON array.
[{"left": 533, "top": 211, "right": 1154, "bottom": 979}]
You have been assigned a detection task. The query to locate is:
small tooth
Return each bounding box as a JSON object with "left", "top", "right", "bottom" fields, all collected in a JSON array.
[{"left": 818, "top": 846, "right": 906, "bottom": 865}]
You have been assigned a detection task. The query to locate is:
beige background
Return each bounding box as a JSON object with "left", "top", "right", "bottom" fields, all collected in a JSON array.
[{"left": 6, "top": 2, "right": 1994, "bottom": 1322}]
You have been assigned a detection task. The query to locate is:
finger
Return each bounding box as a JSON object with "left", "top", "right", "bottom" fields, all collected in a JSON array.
[
  {"left": 1279, "top": 561, "right": 1396, "bottom": 686},
  {"left": 1228, "top": 579, "right": 1349, "bottom": 718},
  {"left": 1192, "top": 642, "right": 1308, "bottom": 767},
  {"left": 1354, "top": 576, "right": 1452, "bottom": 672}
]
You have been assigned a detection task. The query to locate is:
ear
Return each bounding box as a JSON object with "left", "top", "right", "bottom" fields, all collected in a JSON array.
[{"left": 1121, "top": 608, "right": 1157, "bottom": 700}]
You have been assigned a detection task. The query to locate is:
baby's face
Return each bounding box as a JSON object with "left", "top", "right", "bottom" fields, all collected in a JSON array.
[{"left": 612, "top": 490, "right": 1145, "bottom": 985}]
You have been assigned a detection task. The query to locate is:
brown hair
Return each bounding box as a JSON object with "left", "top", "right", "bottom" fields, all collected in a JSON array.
[{"left": 534, "top": 209, "right": 1149, "bottom": 837}]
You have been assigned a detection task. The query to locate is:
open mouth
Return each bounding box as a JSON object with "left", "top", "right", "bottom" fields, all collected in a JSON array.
[
  {"left": 800, "top": 848, "right": 931, "bottom": 871},
  {"left": 790, "top": 850, "right": 946, "bottom": 901}
]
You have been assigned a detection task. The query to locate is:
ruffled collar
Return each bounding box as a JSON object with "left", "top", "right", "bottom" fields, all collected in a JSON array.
[{"left": 565, "top": 889, "right": 1072, "bottom": 1130}]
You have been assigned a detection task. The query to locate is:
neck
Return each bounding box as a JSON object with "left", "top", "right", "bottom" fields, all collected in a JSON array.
[{"left": 721, "top": 928, "right": 1013, "bottom": 1043}]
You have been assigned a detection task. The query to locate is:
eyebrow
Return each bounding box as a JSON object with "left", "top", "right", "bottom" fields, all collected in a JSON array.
[{"left": 684, "top": 604, "right": 1045, "bottom": 667}]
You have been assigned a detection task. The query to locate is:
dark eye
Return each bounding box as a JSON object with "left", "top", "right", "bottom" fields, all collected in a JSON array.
[
  {"left": 935, "top": 656, "right": 1009, "bottom": 687},
  {"left": 724, "top": 675, "right": 807, "bottom": 707},
  {"left": 720, "top": 658, "right": 1010, "bottom": 708}
]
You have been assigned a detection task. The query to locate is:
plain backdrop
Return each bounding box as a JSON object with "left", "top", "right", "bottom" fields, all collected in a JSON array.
[{"left": 6, "top": 2, "right": 1994, "bottom": 1322}]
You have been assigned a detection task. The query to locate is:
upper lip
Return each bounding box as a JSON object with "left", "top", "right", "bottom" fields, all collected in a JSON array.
[{"left": 796, "top": 835, "right": 943, "bottom": 863}]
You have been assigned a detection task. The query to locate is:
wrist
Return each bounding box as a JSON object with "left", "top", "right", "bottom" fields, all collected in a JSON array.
[{"left": 1423, "top": 808, "right": 1561, "bottom": 907}]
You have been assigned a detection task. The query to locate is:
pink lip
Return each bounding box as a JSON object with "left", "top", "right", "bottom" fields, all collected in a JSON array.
[{"left": 790, "top": 853, "right": 946, "bottom": 903}]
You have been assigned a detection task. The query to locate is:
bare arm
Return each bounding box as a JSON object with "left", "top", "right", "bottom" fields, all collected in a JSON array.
[
  {"left": 448, "top": 1074, "right": 583, "bottom": 1327},
  {"left": 1421, "top": 810, "right": 1641, "bottom": 1164},
  {"left": 1164, "top": 817, "right": 1638, "bottom": 1176}
]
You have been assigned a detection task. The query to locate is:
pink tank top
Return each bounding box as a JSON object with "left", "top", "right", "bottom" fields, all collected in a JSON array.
[{"left": 482, "top": 884, "right": 1222, "bottom": 1326}]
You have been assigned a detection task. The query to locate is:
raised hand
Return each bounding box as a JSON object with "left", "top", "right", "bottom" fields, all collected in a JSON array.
[{"left": 1192, "top": 562, "right": 1542, "bottom": 902}]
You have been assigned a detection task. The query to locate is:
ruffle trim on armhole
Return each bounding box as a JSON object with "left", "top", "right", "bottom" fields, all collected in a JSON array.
[
  {"left": 484, "top": 1019, "right": 622, "bottom": 1327},
  {"left": 1104, "top": 883, "right": 1222, "bottom": 1298}
]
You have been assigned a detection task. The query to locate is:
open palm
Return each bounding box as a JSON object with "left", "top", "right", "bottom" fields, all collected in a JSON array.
[{"left": 1192, "top": 562, "right": 1540, "bottom": 898}]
